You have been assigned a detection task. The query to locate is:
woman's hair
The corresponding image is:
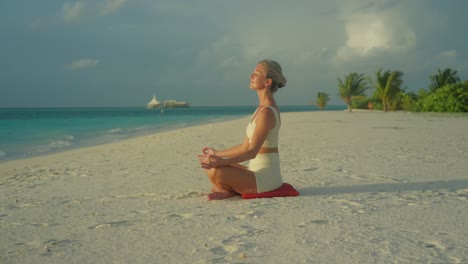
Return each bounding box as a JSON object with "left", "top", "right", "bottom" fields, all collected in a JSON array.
[{"left": 258, "top": 59, "right": 287, "bottom": 93}]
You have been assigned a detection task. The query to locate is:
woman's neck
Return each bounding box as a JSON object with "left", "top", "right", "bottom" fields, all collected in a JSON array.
[{"left": 257, "top": 90, "right": 275, "bottom": 107}]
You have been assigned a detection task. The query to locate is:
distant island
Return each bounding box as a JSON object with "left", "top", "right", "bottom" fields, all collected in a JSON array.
[{"left": 146, "top": 95, "right": 189, "bottom": 109}]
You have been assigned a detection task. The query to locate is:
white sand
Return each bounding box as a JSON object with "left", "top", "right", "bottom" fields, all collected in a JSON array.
[{"left": 1, "top": 111, "right": 467, "bottom": 263}]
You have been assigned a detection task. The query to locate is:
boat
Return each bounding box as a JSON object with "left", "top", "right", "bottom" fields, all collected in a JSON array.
[
  {"left": 146, "top": 95, "right": 161, "bottom": 109},
  {"left": 162, "top": 100, "right": 189, "bottom": 108},
  {"left": 146, "top": 95, "right": 189, "bottom": 109}
]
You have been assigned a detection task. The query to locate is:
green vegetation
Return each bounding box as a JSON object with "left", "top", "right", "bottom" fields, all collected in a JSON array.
[
  {"left": 334, "top": 67, "right": 467, "bottom": 113},
  {"left": 368, "top": 69, "right": 404, "bottom": 112},
  {"left": 313, "top": 92, "right": 330, "bottom": 110},
  {"left": 417, "top": 82, "right": 468, "bottom": 112},
  {"left": 337, "top": 73, "right": 369, "bottom": 112},
  {"left": 429, "top": 68, "right": 460, "bottom": 92}
]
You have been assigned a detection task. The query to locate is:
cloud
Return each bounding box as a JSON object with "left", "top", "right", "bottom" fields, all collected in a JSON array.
[
  {"left": 439, "top": 50, "right": 457, "bottom": 58},
  {"left": 60, "top": 0, "right": 127, "bottom": 23},
  {"left": 335, "top": 7, "right": 416, "bottom": 62},
  {"left": 430, "top": 49, "right": 459, "bottom": 70},
  {"left": 66, "top": 59, "right": 99, "bottom": 70},
  {"left": 101, "top": 0, "right": 128, "bottom": 16},
  {"left": 63, "top": 2, "right": 84, "bottom": 22},
  {"left": 220, "top": 1, "right": 346, "bottom": 69}
]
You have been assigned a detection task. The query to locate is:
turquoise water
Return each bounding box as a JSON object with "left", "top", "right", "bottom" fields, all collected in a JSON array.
[{"left": 0, "top": 105, "right": 345, "bottom": 161}]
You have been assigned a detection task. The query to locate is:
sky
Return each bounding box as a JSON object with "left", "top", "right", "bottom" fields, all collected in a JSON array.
[{"left": 1, "top": 0, "right": 467, "bottom": 107}]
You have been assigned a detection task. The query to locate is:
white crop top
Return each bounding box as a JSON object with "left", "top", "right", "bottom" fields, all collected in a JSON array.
[{"left": 246, "top": 106, "right": 280, "bottom": 148}]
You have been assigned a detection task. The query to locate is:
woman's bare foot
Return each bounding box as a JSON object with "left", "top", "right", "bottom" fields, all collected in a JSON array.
[{"left": 208, "top": 191, "right": 238, "bottom": 200}]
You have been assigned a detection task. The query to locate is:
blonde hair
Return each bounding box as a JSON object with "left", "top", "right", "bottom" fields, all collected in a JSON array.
[{"left": 258, "top": 59, "right": 287, "bottom": 93}]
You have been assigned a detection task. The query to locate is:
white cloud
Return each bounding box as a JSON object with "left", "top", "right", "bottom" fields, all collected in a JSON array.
[
  {"left": 430, "top": 49, "right": 459, "bottom": 70},
  {"left": 66, "top": 59, "right": 99, "bottom": 70},
  {"left": 60, "top": 0, "right": 126, "bottom": 23},
  {"left": 101, "top": 0, "right": 128, "bottom": 16},
  {"left": 333, "top": 1, "right": 418, "bottom": 62},
  {"left": 221, "top": 2, "right": 345, "bottom": 69},
  {"left": 63, "top": 2, "right": 84, "bottom": 22},
  {"left": 335, "top": 11, "right": 416, "bottom": 62},
  {"left": 439, "top": 50, "right": 457, "bottom": 58}
]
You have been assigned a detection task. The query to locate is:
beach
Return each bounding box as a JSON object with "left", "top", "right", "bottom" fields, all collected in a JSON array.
[{"left": 1, "top": 110, "right": 467, "bottom": 263}]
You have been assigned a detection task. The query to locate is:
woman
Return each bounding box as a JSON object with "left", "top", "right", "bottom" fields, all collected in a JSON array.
[{"left": 198, "top": 59, "right": 287, "bottom": 200}]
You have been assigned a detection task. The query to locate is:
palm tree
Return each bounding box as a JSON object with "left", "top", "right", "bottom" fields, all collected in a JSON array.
[
  {"left": 463, "top": 81, "right": 468, "bottom": 97},
  {"left": 369, "top": 69, "right": 404, "bottom": 112},
  {"left": 429, "top": 68, "right": 460, "bottom": 92},
  {"left": 338, "top": 73, "right": 369, "bottom": 112},
  {"left": 315, "top": 91, "right": 330, "bottom": 110}
]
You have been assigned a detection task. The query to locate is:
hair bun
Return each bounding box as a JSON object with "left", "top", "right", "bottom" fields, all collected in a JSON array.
[
  {"left": 258, "top": 59, "right": 286, "bottom": 92},
  {"left": 278, "top": 76, "right": 287, "bottom": 88}
]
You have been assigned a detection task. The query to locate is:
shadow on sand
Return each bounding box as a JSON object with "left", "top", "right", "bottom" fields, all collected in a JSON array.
[{"left": 298, "top": 180, "right": 468, "bottom": 196}]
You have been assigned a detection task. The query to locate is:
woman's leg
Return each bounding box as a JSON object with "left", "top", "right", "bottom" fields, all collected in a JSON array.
[
  {"left": 206, "top": 164, "right": 247, "bottom": 192},
  {"left": 204, "top": 164, "right": 257, "bottom": 200}
]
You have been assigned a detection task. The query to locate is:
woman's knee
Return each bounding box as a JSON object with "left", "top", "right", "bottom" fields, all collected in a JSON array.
[
  {"left": 206, "top": 168, "right": 218, "bottom": 181},
  {"left": 208, "top": 168, "right": 229, "bottom": 186}
]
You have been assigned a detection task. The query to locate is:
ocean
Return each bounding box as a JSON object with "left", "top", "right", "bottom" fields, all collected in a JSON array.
[{"left": 0, "top": 105, "right": 345, "bottom": 162}]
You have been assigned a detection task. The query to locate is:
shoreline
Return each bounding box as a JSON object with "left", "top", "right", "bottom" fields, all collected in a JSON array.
[
  {"left": 0, "top": 114, "right": 250, "bottom": 164},
  {"left": 0, "top": 116, "right": 241, "bottom": 166},
  {"left": 1, "top": 111, "right": 467, "bottom": 263},
  {"left": 1, "top": 109, "right": 466, "bottom": 164},
  {"left": 0, "top": 105, "right": 346, "bottom": 163}
]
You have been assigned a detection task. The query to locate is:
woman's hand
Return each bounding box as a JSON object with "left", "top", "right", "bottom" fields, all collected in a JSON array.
[
  {"left": 202, "top": 147, "right": 216, "bottom": 155},
  {"left": 197, "top": 153, "right": 222, "bottom": 169}
]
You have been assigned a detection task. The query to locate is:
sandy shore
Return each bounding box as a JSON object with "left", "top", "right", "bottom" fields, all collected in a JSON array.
[{"left": 1, "top": 111, "right": 467, "bottom": 263}]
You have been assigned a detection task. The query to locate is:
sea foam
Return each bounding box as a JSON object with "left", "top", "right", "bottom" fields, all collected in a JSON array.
[
  {"left": 32, "top": 138, "right": 74, "bottom": 153},
  {"left": 108, "top": 128, "right": 123, "bottom": 134}
]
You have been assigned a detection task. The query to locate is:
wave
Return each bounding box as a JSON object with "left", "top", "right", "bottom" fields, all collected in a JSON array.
[
  {"left": 128, "top": 126, "right": 148, "bottom": 132},
  {"left": 47, "top": 140, "right": 73, "bottom": 149},
  {"left": 64, "top": 135, "right": 75, "bottom": 140},
  {"left": 32, "top": 137, "right": 75, "bottom": 153},
  {"left": 0, "top": 151, "right": 6, "bottom": 159},
  {"left": 107, "top": 126, "right": 158, "bottom": 136},
  {"left": 108, "top": 128, "right": 123, "bottom": 134}
]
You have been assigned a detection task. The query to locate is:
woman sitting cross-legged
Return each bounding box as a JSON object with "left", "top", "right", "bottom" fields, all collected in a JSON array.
[{"left": 197, "top": 59, "right": 287, "bottom": 200}]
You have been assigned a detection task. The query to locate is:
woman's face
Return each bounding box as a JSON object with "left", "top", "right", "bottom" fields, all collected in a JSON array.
[{"left": 249, "top": 64, "right": 269, "bottom": 90}]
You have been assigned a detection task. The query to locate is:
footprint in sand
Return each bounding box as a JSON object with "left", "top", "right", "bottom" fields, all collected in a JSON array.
[
  {"left": 455, "top": 189, "right": 468, "bottom": 201},
  {"left": 13, "top": 238, "right": 79, "bottom": 257},
  {"left": 40, "top": 239, "right": 78, "bottom": 255},
  {"left": 88, "top": 220, "right": 133, "bottom": 229},
  {"left": 422, "top": 240, "right": 455, "bottom": 262},
  {"left": 209, "top": 242, "right": 256, "bottom": 262},
  {"left": 210, "top": 244, "right": 240, "bottom": 255},
  {"left": 226, "top": 210, "right": 263, "bottom": 221},
  {"left": 303, "top": 167, "right": 318, "bottom": 172},
  {"left": 208, "top": 225, "right": 260, "bottom": 261},
  {"left": 331, "top": 199, "right": 367, "bottom": 214},
  {"left": 425, "top": 240, "right": 446, "bottom": 250},
  {"left": 297, "top": 219, "right": 330, "bottom": 227},
  {"left": 166, "top": 213, "right": 194, "bottom": 219}
]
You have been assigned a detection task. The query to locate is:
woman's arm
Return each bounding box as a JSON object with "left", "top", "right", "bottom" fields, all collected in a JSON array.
[
  {"left": 211, "top": 138, "right": 249, "bottom": 158},
  {"left": 200, "top": 108, "right": 276, "bottom": 168}
]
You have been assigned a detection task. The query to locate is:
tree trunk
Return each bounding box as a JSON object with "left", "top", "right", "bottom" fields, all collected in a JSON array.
[
  {"left": 346, "top": 98, "right": 352, "bottom": 112},
  {"left": 383, "top": 100, "right": 389, "bottom": 112},
  {"left": 382, "top": 96, "right": 389, "bottom": 112}
]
